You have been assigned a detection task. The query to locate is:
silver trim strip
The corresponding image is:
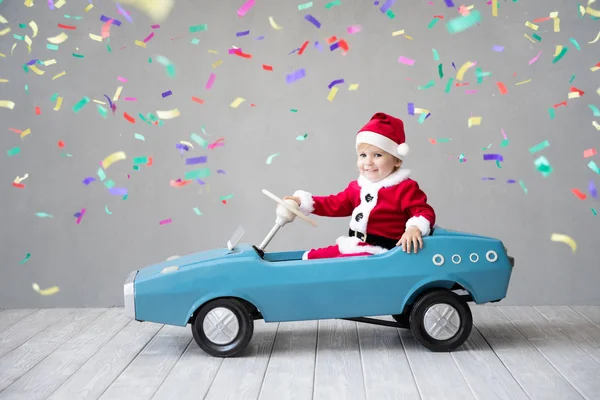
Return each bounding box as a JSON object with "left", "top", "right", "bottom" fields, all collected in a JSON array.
[{"left": 124, "top": 270, "right": 138, "bottom": 319}]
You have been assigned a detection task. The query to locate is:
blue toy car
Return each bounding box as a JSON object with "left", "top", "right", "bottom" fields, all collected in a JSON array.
[{"left": 123, "top": 190, "right": 514, "bottom": 357}]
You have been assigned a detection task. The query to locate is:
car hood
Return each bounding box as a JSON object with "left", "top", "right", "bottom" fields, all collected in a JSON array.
[{"left": 135, "top": 244, "right": 254, "bottom": 280}]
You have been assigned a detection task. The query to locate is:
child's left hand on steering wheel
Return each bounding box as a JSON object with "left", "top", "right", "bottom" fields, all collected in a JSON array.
[{"left": 397, "top": 226, "right": 423, "bottom": 254}]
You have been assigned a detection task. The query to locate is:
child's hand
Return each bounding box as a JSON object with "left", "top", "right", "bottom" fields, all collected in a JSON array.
[
  {"left": 397, "top": 226, "right": 423, "bottom": 253},
  {"left": 283, "top": 196, "right": 301, "bottom": 206}
]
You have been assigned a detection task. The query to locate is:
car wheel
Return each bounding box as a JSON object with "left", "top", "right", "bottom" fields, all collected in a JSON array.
[
  {"left": 391, "top": 312, "right": 410, "bottom": 329},
  {"left": 409, "top": 289, "right": 472, "bottom": 352},
  {"left": 192, "top": 298, "right": 254, "bottom": 357}
]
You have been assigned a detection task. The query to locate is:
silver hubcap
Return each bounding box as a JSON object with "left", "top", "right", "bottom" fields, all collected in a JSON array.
[
  {"left": 423, "top": 303, "right": 461, "bottom": 340},
  {"left": 203, "top": 307, "right": 239, "bottom": 345}
]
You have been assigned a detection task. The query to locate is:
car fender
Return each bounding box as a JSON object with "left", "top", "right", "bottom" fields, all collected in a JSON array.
[
  {"left": 401, "top": 276, "right": 479, "bottom": 312},
  {"left": 184, "top": 291, "right": 264, "bottom": 324}
]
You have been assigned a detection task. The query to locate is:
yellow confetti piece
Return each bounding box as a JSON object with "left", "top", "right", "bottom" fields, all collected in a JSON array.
[
  {"left": 21, "top": 128, "right": 31, "bottom": 139},
  {"left": 92, "top": 99, "right": 107, "bottom": 105},
  {"left": 0, "top": 14, "right": 7, "bottom": 23},
  {"left": 586, "top": 6, "right": 600, "bottom": 17},
  {"left": 29, "top": 65, "right": 45, "bottom": 75},
  {"left": 29, "top": 21, "right": 38, "bottom": 38},
  {"left": 101, "top": 151, "right": 127, "bottom": 169},
  {"left": 54, "top": 96, "right": 63, "bottom": 111},
  {"left": 47, "top": 32, "right": 69, "bottom": 44},
  {"left": 180, "top": 141, "right": 194, "bottom": 149},
  {"left": 113, "top": 86, "right": 123, "bottom": 101},
  {"left": 468, "top": 116, "right": 482, "bottom": 127},
  {"left": 207, "top": 49, "right": 218, "bottom": 54},
  {"left": 456, "top": 61, "right": 475, "bottom": 81},
  {"left": 589, "top": 30, "right": 600, "bottom": 44},
  {"left": 134, "top": 40, "right": 146, "bottom": 47},
  {"left": 54, "top": 0, "right": 66, "bottom": 8},
  {"left": 515, "top": 79, "right": 531, "bottom": 86},
  {"left": 89, "top": 33, "right": 103, "bottom": 42},
  {"left": 592, "top": 65, "right": 600, "bottom": 72},
  {"left": 11, "top": 43, "right": 17, "bottom": 56},
  {"left": 229, "top": 97, "right": 245, "bottom": 108},
  {"left": 0, "top": 100, "right": 16, "bottom": 109},
  {"left": 0, "top": 53, "right": 5, "bottom": 58},
  {"left": 156, "top": 108, "right": 181, "bottom": 119},
  {"left": 550, "top": 233, "right": 576, "bottom": 253},
  {"left": 0, "top": 27, "right": 11, "bottom": 36},
  {"left": 568, "top": 91, "right": 581, "bottom": 99},
  {"left": 492, "top": 0, "right": 498, "bottom": 16},
  {"left": 580, "top": 5, "right": 587, "bottom": 15},
  {"left": 14, "top": 173, "right": 29, "bottom": 183},
  {"left": 212, "top": 60, "right": 223, "bottom": 68},
  {"left": 553, "top": 17, "right": 560, "bottom": 32},
  {"left": 549, "top": 11, "right": 559, "bottom": 18},
  {"left": 327, "top": 87, "right": 338, "bottom": 101},
  {"left": 32, "top": 283, "right": 60, "bottom": 296},
  {"left": 84, "top": 3, "right": 93, "bottom": 12},
  {"left": 392, "top": 29, "right": 405, "bottom": 36},
  {"left": 24, "top": 0, "right": 34, "bottom": 7},
  {"left": 414, "top": 108, "right": 430, "bottom": 114},
  {"left": 593, "top": 121, "right": 600, "bottom": 130},
  {"left": 348, "top": 83, "right": 359, "bottom": 90},
  {"left": 554, "top": 45, "right": 563, "bottom": 56},
  {"left": 525, "top": 21, "right": 538, "bottom": 30},
  {"left": 524, "top": 34, "right": 536, "bottom": 43},
  {"left": 52, "top": 71, "right": 66, "bottom": 80},
  {"left": 269, "top": 16, "right": 283, "bottom": 30},
  {"left": 403, "top": 34, "right": 414, "bottom": 40},
  {"left": 43, "top": 59, "right": 56, "bottom": 66},
  {"left": 0, "top": 78, "right": 7, "bottom": 83}
]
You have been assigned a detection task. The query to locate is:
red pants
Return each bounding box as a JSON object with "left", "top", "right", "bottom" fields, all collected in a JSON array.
[{"left": 302, "top": 244, "right": 372, "bottom": 260}]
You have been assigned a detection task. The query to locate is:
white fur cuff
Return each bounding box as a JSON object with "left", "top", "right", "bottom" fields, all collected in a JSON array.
[
  {"left": 293, "top": 190, "right": 315, "bottom": 216},
  {"left": 406, "top": 215, "right": 431, "bottom": 237}
]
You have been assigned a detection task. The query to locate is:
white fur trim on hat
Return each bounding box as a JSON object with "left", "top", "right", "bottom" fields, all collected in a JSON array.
[{"left": 356, "top": 131, "right": 409, "bottom": 159}]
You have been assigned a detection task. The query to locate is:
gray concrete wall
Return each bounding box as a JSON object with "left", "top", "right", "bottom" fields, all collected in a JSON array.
[{"left": 1, "top": 0, "right": 599, "bottom": 307}]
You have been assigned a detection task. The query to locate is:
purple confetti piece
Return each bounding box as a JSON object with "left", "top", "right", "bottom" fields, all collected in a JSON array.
[
  {"left": 379, "top": 0, "right": 395, "bottom": 13},
  {"left": 115, "top": 3, "right": 133, "bottom": 23},
  {"left": 186, "top": 156, "right": 208, "bottom": 165},
  {"left": 27, "top": 59, "right": 39, "bottom": 66},
  {"left": 304, "top": 14, "right": 321, "bottom": 28},
  {"left": 48, "top": 0, "right": 54, "bottom": 9},
  {"left": 482, "top": 177, "right": 497, "bottom": 180},
  {"left": 507, "top": 179, "right": 516, "bottom": 184},
  {"left": 315, "top": 41, "right": 323, "bottom": 51},
  {"left": 162, "top": 90, "right": 173, "bottom": 98},
  {"left": 83, "top": 177, "right": 96, "bottom": 185},
  {"left": 217, "top": 169, "right": 226, "bottom": 174},
  {"left": 444, "top": 0, "right": 455, "bottom": 7},
  {"left": 103, "top": 94, "right": 114, "bottom": 110},
  {"left": 236, "top": 30, "right": 250, "bottom": 37},
  {"left": 590, "top": 180, "right": 598, "bottom": 199},
  {"left": 73, "top": 212, "right": 81, "bottom": 218},
  {"left": 407, "top": 103, "right": 415, "bottom": 116},
  {"left": 256, "top": 35, "right": 265, "bottom": 40},
  {"left": 493, "top": 45, "right": 504, "bottom": 52},
  {"left": 197, "top": 179, "right": 205, "bottom": 185},
  {"left": 100, "top": 15, "right": 122, "bottom": 26},
  {"left": 330, "top": 42, "right": 340, "bottom": 51},
  {"left": 288, "top": 48, "right": 299, "bottom": 55},
  {"left": 452, "top": 62, "right": 456, "bottom": 69},
  {"left": 483, "top": 154, "right": 504, "bottom": 161},
  {"left": 109, "top": 187, "right": 127, "bottom": 196},
  {"left": 327, "top": 79, "right": 345, "bottom": 89},
  {"left": 286, "top": 68, "right": 306, "bottom": 84},
  {"left": 374, "top": 1, "right": 379, "bottom": 5},
  {"left": 176, "top": 144, "right": 190, "bottom": 151},
  {"left": 425, "top": 113, "right": 432, "bottom": 120},
  {"left": 151, "top": 24, "right": 161, "bottom": 29}
]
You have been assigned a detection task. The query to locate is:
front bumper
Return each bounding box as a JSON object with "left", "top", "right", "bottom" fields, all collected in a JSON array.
[{"left": 124, "top": 270, "right": 138, "bottom": 319}]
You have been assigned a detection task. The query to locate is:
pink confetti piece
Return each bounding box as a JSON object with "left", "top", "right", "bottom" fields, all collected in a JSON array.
[
  {"left": 101, "top": 19, "right": 113, "bottom": 38},
  {"left": 151, "top": 24, "right": 161, "bottom": 29},
  {"left": 159, "top": 218, "right": 172, "bottom": 225},
  {"left": 205, "top": 73, "right": 216, "bottom": 89},
  {"left": 76, "top": 208, "right": 86, "bottom": 224},
  {"left": 124, "top": 97, "right": 137, "bottom": 101},
  {"left": 529, "top": 50, "right": 542, "bottom": 65},
  {"left": 501, "top": 128, "right": 507, "bottom": 140},
  {"left": 117, "top": 76, "right": 127, "bottom": 82},
  {"left": 237, "top": 0, "right": 255, "bottom": 17},
  {"left": 398, "top": 56, "right": 415, "bottom": 65},
  {"left": 143, "top": 31, "right": 154, "bottom": 43},
  {"left": 347, "top": 25, "right": 362, "bottom": 34},
  {"left": 465, "top": 90, "right": 478, "bottom": 94}
]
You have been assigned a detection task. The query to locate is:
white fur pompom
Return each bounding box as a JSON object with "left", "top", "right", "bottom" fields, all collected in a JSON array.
[{"left": 397, "top": 143, "right": 410, "bottom": 157}]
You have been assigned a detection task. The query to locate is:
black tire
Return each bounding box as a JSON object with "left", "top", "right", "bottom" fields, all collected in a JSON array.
[
  {"left": 409, "top": 290, "right": 472, "bottom": 352},
  {"left": 192, "top": 298, "right": 254, "bottom": 357},
  {"left": 391, "top": 312, "right": 411, "bottom": 329}
]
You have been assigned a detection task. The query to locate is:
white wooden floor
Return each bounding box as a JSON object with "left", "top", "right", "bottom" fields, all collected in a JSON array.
[{"left": 0, "top": 306, "right": 599, "bottom": 400}]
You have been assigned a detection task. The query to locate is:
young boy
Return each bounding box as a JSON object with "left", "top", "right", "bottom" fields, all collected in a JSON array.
[{"left": 284, "top": 112, "right": 436, "bottom": 260}]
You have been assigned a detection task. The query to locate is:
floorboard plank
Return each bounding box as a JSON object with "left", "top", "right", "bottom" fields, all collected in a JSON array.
[
  {"left": 534, "top": 306, "right": 600, "bottom": 364},
  {"left": 0, "top": 309, "right": 74, "bottom": 359},
  {"left": 0, "top": 308, "right": 106, "bottom": 394},
  {"left": 204, "top": 320, "right": 278, "bottom": 400},
  {"left": 399, "top": 329, "right": 475, "bottom": 400},
  {"left": 0, "top": 310, "right": 38, "bottom": 335},
  {"left": 258, "top": 321, "right": 318, "bottom": 400},
  {"left": 98, "top": 325, "right": 191, "bottom": 400},
  {"left": 572, "top": 307, "right": 600, "bottom": 327},
  {"left": 0, "top": 308, "right": 129, "bottom": 400},
  {"left": 498, "top": 306, "right": 600, "bottom": 400},
  {"left": 313, "top": 319, "right": 366, "bottom": 400},
  {"left": 46, "top": 320, "right": 161, "bottom": 400},
  {"left": 357, "top": 320, "right": 420, "bottom": 400}
]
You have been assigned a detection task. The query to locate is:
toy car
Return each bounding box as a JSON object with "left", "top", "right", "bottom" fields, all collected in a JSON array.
[{"left": 123, "top": 189, "right": 514, "bottom": 357}]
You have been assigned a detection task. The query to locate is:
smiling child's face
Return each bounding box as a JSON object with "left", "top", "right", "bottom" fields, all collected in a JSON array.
[{"left": 356, "top": 143, "right": 401, "bottom": 182}]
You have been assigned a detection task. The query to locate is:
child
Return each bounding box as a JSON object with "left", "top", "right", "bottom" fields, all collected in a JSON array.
[{"left": 284, "top": 112, "right": 436, "bottom": 260}]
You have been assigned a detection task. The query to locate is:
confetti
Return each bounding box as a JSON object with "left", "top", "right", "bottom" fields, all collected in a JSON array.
[
  {"left": 155, "top": 55, "right": 176, "bottom": 78},
  {"left": 184, "top": 168, "right": 210, "bottom": 180},
  {"left": 193, "top": 207, "right": 203, "bottom": 215},
  {"left": 20, "top": 253, "right": 31, "bottom": 264},
  {"left": 534, "top": 156, "right": 553, "bottom": 177},
  {"left": 76, "top": 208, "right": 86, "bottom": 224},
  {"left": 35, "top": 212, "right": 53, "bottom": 218},
  {"left": 529, "top": 140, "right": 549, "bottom": 154},
  {"left": 7, "top": 147, "right": 21, "bottom": 156},
  {"left": 572, "top": 188, "right": 587, "bottom": 200},
  {"left": 347, "top": 25, "right": 361, "bottom": 34},
  {"left": 590, "top": 105, "right": 600, "bottom": 116},
  {"left": 446, "top": 9, "right": 481, "bottom": 34},
  {"left": 206, "top": 72, "right": 216, "bottom": 89},
  {"left": 550, "top": 233, "right": 577, "bottom": 253},
  {"left": 53, "top": 96, "right": 63, "bottom": 111},
  {"left": 266, "top": 153, "right": 280, "bottom": 164},
  {"left": 286, "top": 68, "right": 306, "bottom": 84},
  {"left": 325, "top": 0, "right": 341, "bottom": 8},
  {"left": 0, "top": 100, "right": 15, "bottom": 110},
  {"left": 162, "top": 90, "right": 173, "bottom": 98},
  {"left": 398, "top": 56, "right": 415, "bottom": 65},
  {"left": 304, "top": 14, "right": 321, "bottom": 28},
  {"left": 101, "top": 151, "right": 126, "bottom": 169},
  {"left": 156, "top": 108, "right": 180, "bottom": 119},
  {"left": 47, "top": 32, "right": 68, "bottom": 44},
  {"left": 456, "top": 61, "right": 475, "bottom": 81},
  {"left": 588, "top": 30, "right": 600, "bottom": 44},
  {"left": 467, "top": 116, "right": 482, "bottom": 127},
  {"left": 496, "top": 82, "right": 508, "bottom": 95},
  {"left": 269, "top": 16, "right": 283, "bottom": 29},
  {"left": 186, "top": 156, "right": 207, "bottom": 165},
  {"left": 32, "top": 283, "right": 60, "bottom": 296},
  {"left": 348, "top": 83, "right": 359, "bottom": 90},
  {"left": 230, "top": 97, "right": 246, "bottom": 108},
  {"left": 552, "top": 46, "right": 568, "bottom": 63},
  {"left": 296, "top": 133, "right": 308, "bottom": 140},
  {"left": 236, "top": 0, "right": 255, "bottom": 16},
  {"left": 105, "top": 205, "right": 112, "bottom": 215},
  {"left": 189, "top": 23, "right": 208, "bottom": 32},
  {"left": 72, "top": 97, "right": 90, "bottom": 113}
]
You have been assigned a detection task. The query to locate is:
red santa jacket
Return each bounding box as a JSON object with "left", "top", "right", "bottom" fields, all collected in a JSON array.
[{"left": 294, "top": 168, "right": 436, "bottom": 251}]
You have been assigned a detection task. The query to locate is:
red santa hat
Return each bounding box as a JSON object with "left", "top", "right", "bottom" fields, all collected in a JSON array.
[{"left": 356, "top": 112, "right": 409, "bottom": 159}]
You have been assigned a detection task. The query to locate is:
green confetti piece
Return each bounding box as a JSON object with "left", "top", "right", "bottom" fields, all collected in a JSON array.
[
  {"left": 24, "top": 84, "right": 28, "bottom": 93},
  {"left": 459, "top": 153, "right": 466, "bottom": 163},
  {"left": 23, "top": 64, "right": 29, "bottom": 73},
  {"left": 193, "top": 207, "right": 203, "bottom": 215},
  {"left": 552, "top": 46, "right": 568, "bottom": 63},
  {"left": 290, "top": 109, "right": 298, "bottom": 112},
  {"left": 134, "top": 133, "right": 145, "bottom": 141},
  {"left": 569, "top": 38, "right": 580, "bottom": 50},
  {"left": 189, "top": 24, "right": 208, "bottom": 33},
  {"left": 436, "top": 138, "right": 451, "bottom": 143},
  {"left": 18, "top": 23, "right": 26, "bottom": 28},
  {"left": 97, "top": 105, "right": 108, "bottom": 118},
  {"left": 534, "top": 156, "right": 553, "bottom": 177},
  {"left": 35, "top": 212, "right": 53, "bottom": 218},
  {"left": 133, "top": 165, "right": 140, "bottom": 171},
  {"left": 105, "top": 205, "right": 112, "bottom": 215},
  {"left": 47, "top": 44, "right": 59, "bottom": 50},
  {"left": 519, "top": 180, "right": 528, "bottom": 194},
  {"left": 61, "top": 153, "right": 73, "bottom": 157},
  {"left": 532, "top": 33, "right": 542, "bottom": 42},
  {"left": 155, "top": 55, "right": 176, "bottom": 78},
  {"left": 72, "top": 96, "right": 90, "bottom": 113},
  {"left": 324, "top": 0, "right": 341, "bottom": 8},
  {"left": 122, "top": 194, "right": 128, "bottom": 200},
  {"left": 64, "top": 14, "right": 83, "bottom": 20},
  {"left": 296, "top": 133, "right": 308, "bottom": 140},
  {"left": 445, "top": 77, "right": 454, "bottom": 93},
  {"left": 107, "top": 37, "right": 112, "bottom": 53},
  {"left": 20, "top": 253, "right": 31, "bottom": 265},
  {"left": 588, "top": 161, "right": 600, "bottom": 174},
  {"left": 298, "top": 1, "right": 313, "bottom": 10},
  {"left": 446, "top": 9, "right": 481, "bottom": 34},
  {"left": 133, "top": 156, "right": 148, "bottom": 165},
  {"left": 476, "top": 68, "right": 491, "bottom": 84},
  {"left": 432, "top": 48, "right": 439, "bottom": 61},
  {"left": 417, "top": 80, "right": 435, "bottom": 90},
  {"left": 220, "top": 194, "right": 234, "bottom": 202},
  {"left": 51, "top": 93, "right": 59, "bottom": 101},
  {"left": 528, "top": 140, "right": 549, "bottom": 154},
  {"left": 104, "top": 179, "right": 115, "bottom": 189},
  {"left": 7, "top": 147, "right": 21, "bottom": 156},
  {"left": 500, "top": 139, "right": 509, "bottom": 147},
  {"left": 417, "top": 112, "right": 427, "bottom": 124},
  {"left": 13, "top": 34, "right": 24, "bottom": 40},
  {"left": 589, "top": 105, "right": 600, "bottom": 117},
  {"left": 569, "top": 75, "right": 576, "bottom": 83},
  {"left": 438, "top": 64, "right": 444, "bottom": 79},
  {"left": 266, "top": 153, "right": 280, "bottom": 164},
  {"left": 138, "top": 113, "right": 147, "bottom": 122},
  {"left": 496, "top": 160, "right": 502, "bottom": 169},
  {"left": 592, "top": 208, "right": 597, "bottom": 216},
  {"left": 428, "top": 18, "right": 439, "bottom": 28},
  {"left": 148, "top": 57, "right": 152, "bottom": 63},
  {"left": 72, "top": 53, "right": 84, "bottom": 58},
  {"left": 97, "top": 168, "right": 106, "bottom": 181},
  {"left": 190, "top": 132, "right": 208, "bottom": 147},
  {"left": 481, "top": 143, "right": 492, "bottom": 151},
  {"left": 184, "top": 168, "right": 210, "bottom": 180},
  {"left": 191, "top": 38, "right": 200, "bottom": 45},
  {"left": 386, "top": 9, "right": 395, "bottom": 19},
  {"left": 548, "top": 108, "right": 555, "bottom": 119}
]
